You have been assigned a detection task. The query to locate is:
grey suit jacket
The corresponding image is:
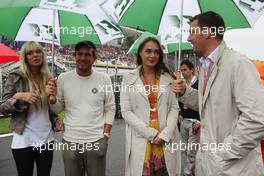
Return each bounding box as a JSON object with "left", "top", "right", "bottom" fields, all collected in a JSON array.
[{"left": 180, "top": 42, "right": 264, "bottom": 176}]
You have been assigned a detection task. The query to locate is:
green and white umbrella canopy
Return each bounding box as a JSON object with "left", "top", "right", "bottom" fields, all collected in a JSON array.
[
  {"left": 127, "top": 32, "right": 161, "bottom": 55},
  {"left": 0, "top": 0, "right": 113, "bottom": 20},
  {"left": 0, "top": 1, "right": 124, "bottom": 45},
  {"left": 99, "top": 0, "right": 264, "bottom": 46},
  {"left": 0, "top": 0, "right": 39, "bottom": 8},
  {"left": 1, "top": 0, "right": 109, "bottom": 16},
  {"left": 165, "top": 43, "right": 192, "bottom": 54},
  {"left": 127, "top": 31, "right": 191, "bottom": 55}
]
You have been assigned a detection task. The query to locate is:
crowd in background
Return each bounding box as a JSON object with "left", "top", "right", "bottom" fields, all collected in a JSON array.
[{"left": 0, "top": 35, "right": 136, "bottom": 67}]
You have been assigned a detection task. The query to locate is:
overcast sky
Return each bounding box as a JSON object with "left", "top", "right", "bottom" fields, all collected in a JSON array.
[{"left": 224, "top": 15, "right": 264, "bottom": 61}]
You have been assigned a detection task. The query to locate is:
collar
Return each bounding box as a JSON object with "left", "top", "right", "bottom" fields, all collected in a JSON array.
[
  {"left": 190, "top": 75, "right": 197, "bottom": 86},
  {"left": 200, "top": 41, "right": 224, "bottom": 66}
]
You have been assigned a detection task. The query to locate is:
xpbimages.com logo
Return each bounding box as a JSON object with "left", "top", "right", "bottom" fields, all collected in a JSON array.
[
  {"left": 161, "top": 26, "right": 231, "bottom": 39},
  {"left": 30, "top": 24, "right": 96, "bottom": 38},
  {"left": 32, "top": 140, "right": 100, "bottom": 154},
  {"left": 29, "top": 20, "right": 121, "bottom": 38},
  {"left": 98, "top": 83, "right": 168, "bottom": 96},
  {"left": 164, "top": 141, "right": 231, "bottom": 153}
]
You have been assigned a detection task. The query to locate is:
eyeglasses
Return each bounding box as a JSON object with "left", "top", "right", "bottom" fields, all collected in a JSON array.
[{"left": 26, "top": 49, "right": 42, "bottom": 55}]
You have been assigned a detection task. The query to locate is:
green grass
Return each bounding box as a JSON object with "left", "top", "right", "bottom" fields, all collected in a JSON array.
[
  {"left": 0, "top": 117, "right": 11, "bottom": 134},
  {"left": 0, "top": 112, "right": 65, "bottom": 134}
]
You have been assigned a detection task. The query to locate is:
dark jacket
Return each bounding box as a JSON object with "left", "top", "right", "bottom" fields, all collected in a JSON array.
[
  {"left": 179, "top": 79, "right": 200, "bottom": 121},
  {"left": 0, "top": 70, "right": 57, "bottom": 134}
]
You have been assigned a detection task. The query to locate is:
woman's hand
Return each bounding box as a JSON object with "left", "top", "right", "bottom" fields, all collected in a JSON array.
[
  {"left": 151, "top": 133, "right": 165, "bottom": 145},
  {"left": 13, "top": 92, "right": 38, "bottom": 104}
]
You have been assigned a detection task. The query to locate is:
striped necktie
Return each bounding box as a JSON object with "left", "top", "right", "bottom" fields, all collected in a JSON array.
[{"left": 202, "top": 59, "right": 213, "bottom": 95}]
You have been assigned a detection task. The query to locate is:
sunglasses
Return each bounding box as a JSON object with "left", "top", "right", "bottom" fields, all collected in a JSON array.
[{"left": 26, "top": 49, "right": 42, "bottom": 55}]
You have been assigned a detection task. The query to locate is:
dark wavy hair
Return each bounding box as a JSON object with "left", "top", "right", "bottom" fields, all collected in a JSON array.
[
  {"left": 136, "top": 37, "right": 174, "bottom": 78},
  {"left": 180, "top": 59, "right": 194, "bottom": 70},
  {"left": 74, "top": 40, "right": 97, "bottom": 58}
]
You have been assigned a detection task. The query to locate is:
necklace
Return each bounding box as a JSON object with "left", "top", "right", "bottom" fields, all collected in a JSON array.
[{"left": 141, "top": 72, "right": 159, "bottom": 112}]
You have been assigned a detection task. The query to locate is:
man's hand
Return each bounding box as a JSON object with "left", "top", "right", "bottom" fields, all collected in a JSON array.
[
  {"left": 192, "top": 122, "right": 200, "bottom": 135},
  {"left": 54, "top": 118, "right": 64, "bottom": 132},
  {"left": 170, "top": 79, "right": 186, "bottom": 96},
  {"left": 45, "top": 79, "right": 57, "bottom": 104},
  {"left": 103, "top": 124, "right": 112, "bottom": 142},
  {"left": 13, "top": 92, "right": 38, "bottom": 104},
  {"left": 103, "top": 124, "right": 112, "bottom": 133}
]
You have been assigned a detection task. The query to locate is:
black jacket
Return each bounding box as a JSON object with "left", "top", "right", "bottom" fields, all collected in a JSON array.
[{"left": 179, "top": 79, "right": 200, "bottom": 121}]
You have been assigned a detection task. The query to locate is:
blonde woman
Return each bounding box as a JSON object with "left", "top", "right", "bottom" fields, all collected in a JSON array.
[{"left": 0, "top": 41, "right": 62, "bottom": 176}]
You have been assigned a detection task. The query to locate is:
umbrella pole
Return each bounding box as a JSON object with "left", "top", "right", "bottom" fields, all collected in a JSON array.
[
  {"left": 48, "top": 9, "right": 57, "bottom": 104},
  {"left": 106, "top": 57, "right": 109, "bottom": 74},
  {"left": 115, "top": 57, "right": 118, "bottom": 84},
  {"left": 165, "top": 53, "right": 168, "bottom": 66},
  {"left": 174, "top": 51, "right": 178, "bottom": 72},
  {"left": 176, "top": 0, "right": 184, "bottom": 79},
  {"left": 51, "top": 9, "right": 56, "bottom": 76}
]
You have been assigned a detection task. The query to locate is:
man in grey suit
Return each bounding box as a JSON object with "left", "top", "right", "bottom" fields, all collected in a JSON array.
[{"left": 171, "top": 11, "right": 264, "bottom": 176}]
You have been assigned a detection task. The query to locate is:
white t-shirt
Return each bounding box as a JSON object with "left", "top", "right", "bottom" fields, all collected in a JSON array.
[
  {"left": 51, "top": 70, "right": 115, "bottom": 144},
  {"left": 11, "top": 105, "right": 54, "bottom": 149}
]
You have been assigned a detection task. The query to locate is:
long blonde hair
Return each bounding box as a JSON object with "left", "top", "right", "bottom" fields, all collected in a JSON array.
[{"left": 20, "top": 41, "right": 51, "bottom": 110}]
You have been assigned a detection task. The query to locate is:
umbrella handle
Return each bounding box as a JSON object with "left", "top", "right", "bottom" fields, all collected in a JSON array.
[
  {"left": 175, "top": 70, "right": 181, "bottom": 80},
  {"left": 175, "top": 70, "right": 181, "bottom": 98}
]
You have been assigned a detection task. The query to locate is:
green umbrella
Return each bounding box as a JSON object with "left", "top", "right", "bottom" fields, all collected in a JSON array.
[
  {"left": 0, "top": 0, "right": 108, "bottom": 13},
  {"left": 0, "top": 7, "right": 123, "bottom": 46},
  {"left": 0, "top": 0, "right": 39, "bottom": 7},
  {"left": 127, "top": 32, "right": 160, "bottom": 55},
  {"left": 0, "top": 2, "right": 124, "bottom": 73},
  {"left": 99, "top": 0, "right": 264, "bottom": 38},
  {"left": 127, "top": 31, "right": 191, "bottom": 55},
  {"left": 165, "top": 43, "right": 192, "bottom": 53},
  {"left": 99, "top": 0, "right": 264, "bottom": 70}
]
